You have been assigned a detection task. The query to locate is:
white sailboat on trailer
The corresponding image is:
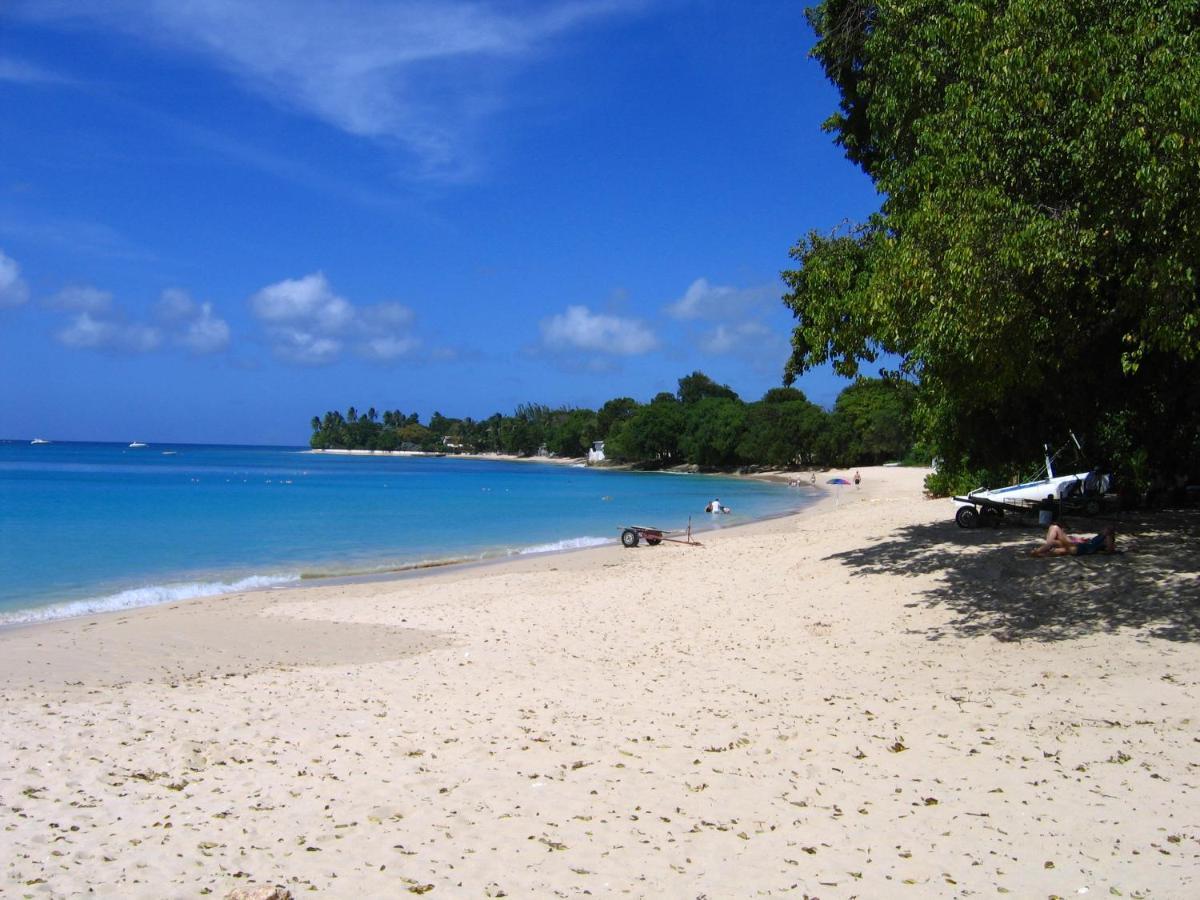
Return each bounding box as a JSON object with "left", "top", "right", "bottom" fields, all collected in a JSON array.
[{"left": 952, "top": 434, "right": 1110, "bottom": 528}]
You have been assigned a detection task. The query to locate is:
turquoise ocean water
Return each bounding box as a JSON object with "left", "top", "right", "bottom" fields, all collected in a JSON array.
[{"left": 0, "top": 441, "right": 811, "bottom": 624}]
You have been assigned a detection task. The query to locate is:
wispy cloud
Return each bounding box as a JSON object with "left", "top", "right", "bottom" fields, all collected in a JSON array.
[
  {"left": 0, "top": 249, "right": 30, "bottom": 308},
  {"left": 540, "top": 304, "right": 657, "bottom": 355},
  {"left": 0, "top": 55, "right": 71, "bottom": 86},
  {"left": 44, "top": 284, "right": 114, "bottom": 313},
  {"left": 700, "top": 320, "right": 773, "bottom": 354},
  {"left": 13, "top": 0, "right": 650, "bottom": 180},
  {"left": 248, "top": 271, "right": 423, "bottom": 365},
  {"left": 0, "top": 210, "right": 155, "bottom": 263}
]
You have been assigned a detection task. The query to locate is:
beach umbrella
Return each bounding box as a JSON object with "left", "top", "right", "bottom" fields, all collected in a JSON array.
[{"left": 827, "top": 477, "right": 850, "bottom": 485}]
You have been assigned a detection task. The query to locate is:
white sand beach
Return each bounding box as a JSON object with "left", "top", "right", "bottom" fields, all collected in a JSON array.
[{"left": 2, "top": 466, "right": 1197, "bottom": 897}]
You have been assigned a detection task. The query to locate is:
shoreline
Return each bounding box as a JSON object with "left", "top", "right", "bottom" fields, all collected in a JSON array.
[
  {"left": 0, "top": 469, "right": 859, "bottom": 678},
  {"left": 1, "top": 458, "right": 834, "bottom": 631},
  {"left": 5, "top": 465, "right": 1193, "bottom": 896},
  {"left": 310, "top": 447, "right": 588, "bottom": 466}
]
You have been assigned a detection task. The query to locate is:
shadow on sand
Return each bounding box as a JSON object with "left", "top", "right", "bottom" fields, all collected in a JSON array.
[{"left": 826, "top": 508, "right": 1200, "bottom": 643}]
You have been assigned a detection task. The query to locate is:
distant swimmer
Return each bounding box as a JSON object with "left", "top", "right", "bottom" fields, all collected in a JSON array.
[{"left": 706, "top": 498, "right": 730, "bottom": 514}]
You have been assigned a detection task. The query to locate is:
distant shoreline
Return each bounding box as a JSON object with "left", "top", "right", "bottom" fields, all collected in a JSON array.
[
  {"left": 305, "top": 448, "right": 852, "bottom": 485},
  {"left": 309, "top": 448, "right": 587, "bottom": 466}
]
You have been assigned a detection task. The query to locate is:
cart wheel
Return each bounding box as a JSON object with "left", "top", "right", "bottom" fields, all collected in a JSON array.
[
  {"left": 955, "top": 506, "right": 980, "bottom": 529},
  {"left": 621, "top": 529, "right": 640, "bottom": 548},
  {"left": 980, "top": 507, "right": 1002, "bottom": 527},
  {"left": 646, "top": 537, "right": 662, "bottom": 546}
]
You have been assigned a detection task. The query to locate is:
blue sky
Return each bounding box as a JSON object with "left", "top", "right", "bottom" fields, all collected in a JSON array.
[{"left": 0, "top": 0, "right": 879, "bottom": 445}]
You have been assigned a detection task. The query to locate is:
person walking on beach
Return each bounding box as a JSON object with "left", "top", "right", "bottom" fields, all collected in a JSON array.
[
  {"left": 1030, "top": 523, "right": 1117, "bottom": 557},
  {"left": 854, "top": 470, "right": 861, "bottom": 488}
]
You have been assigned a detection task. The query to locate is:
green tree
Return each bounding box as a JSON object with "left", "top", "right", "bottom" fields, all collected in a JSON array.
[
  {"left": 828, "top": 378, "right": 915, "bottom": 465},
  {"left": 786, "top": 0, "right": 1200, "bottom": 485},
  {"left": 607, "top": 393, "right": 685, "bottom": 463},
  {"left": 397, "top": 423, "right": 432, "bottom": 450},
  {"left": 677, "top": 371, "right": 739, "bottom": 406},
  {"left": 596, "top": 397, "right": 640, "bottom": 441},
  {"left": 547, "top": 408, "right": 598, "bottom": 457},
  {"left": 681, "top": 397, "right": 748, "bottom": 466},
  {"left": 738, "top": 390, "right": 829, "bottom": 467}
]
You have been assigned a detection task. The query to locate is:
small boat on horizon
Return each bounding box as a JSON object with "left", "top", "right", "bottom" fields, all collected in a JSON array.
[
  {"left": 129, "top": 441, "right": 148, "bottom": 448},
  {"left": 30, "top": 438, "right": 51, "bottom": 445}
]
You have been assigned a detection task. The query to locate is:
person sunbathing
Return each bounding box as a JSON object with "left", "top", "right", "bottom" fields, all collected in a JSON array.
[{"left": 1030, "top": 523, "right": 1116, "bottom": 557}]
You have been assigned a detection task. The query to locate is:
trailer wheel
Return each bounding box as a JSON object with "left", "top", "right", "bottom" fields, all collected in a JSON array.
[
  {"left": 646, "top": 537, "right": 662, "bottom": 546},
  {"left": 1083, "top": 497, "right": 1101, "bottom": 517},
  {"left": 980, "top": 507, "right": 1002, "bottom": 527},
  {"left": 955, "top": 506, "right": 980, "bottom": 529},
  {"left": 621, "top": 529, "right": 640, "bottom": 548}
]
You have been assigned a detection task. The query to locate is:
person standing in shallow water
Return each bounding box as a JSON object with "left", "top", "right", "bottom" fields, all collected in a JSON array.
[{"left": 854, "top": 470, "right": 861, "bottom": 488}]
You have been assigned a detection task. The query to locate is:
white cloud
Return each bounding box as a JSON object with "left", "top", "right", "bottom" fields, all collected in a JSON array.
[
  {"left": 48, "top": 284, "right": 229, "bottom": 355},
  {"left": 157, "top": 288, "right": 231, "bottom": 353},
  {"left": 248, "top": 271, "right": 421, "bottom": 364},
  {"left": 56, "top": 311, "right": 161, "bottom": 353},
  {"left": 665, "top": 277, "right": 778, "bottom": 320},
  {"left": 267, "top": 327, "right": 343, "bottom": 366},
  {"left": 700, "top": 321, "right": 772, "bottom": 354},
  {"left": 249, "top": 272, "right": 355, "bottom": 331},
  {"left": 14, "top": 0, "right": 648, "bottom": 179},
  {"left": 540, "top": 304, "right": 657, "bottom": 355},
  {"left": 0, "top": 249, "right": 30, "bottom": 308},
  {"left": 662, "top": 276, "right": 792, "bottom": 364},
  {"left": 179, "top": 304, "right": 231, "bottom": 354}
]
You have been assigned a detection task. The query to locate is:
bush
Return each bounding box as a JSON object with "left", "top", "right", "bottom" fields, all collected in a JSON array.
[{"left": 924, "top": 466, "right": 996, "bottom": 498}]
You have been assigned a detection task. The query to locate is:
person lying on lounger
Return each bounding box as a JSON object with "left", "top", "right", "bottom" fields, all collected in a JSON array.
[{"left": 1030, "top": 523, "right": 1117, "bottom": 557}]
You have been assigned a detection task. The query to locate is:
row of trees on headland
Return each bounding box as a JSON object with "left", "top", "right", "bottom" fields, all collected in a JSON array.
[{"left": 309, "top": 371, "right": 917, "bottom": 469}]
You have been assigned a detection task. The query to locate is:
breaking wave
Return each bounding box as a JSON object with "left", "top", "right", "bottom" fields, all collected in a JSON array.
[
  {"left": 0, "top": 573, "right": 301, "bottom": 626},
  {"left": 514, "top": 536, "right": 612, "bottom": 555}
]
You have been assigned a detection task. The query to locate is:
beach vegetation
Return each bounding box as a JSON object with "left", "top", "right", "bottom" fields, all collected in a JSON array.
[
  {"left": 677, "top": 370, "right": 740, "bottom": 405},
  {"left": 742, "top": 390, "right": 830, "bottom": 468},
  {"left": 681, "top": 397, "right": 748, "bottom": 467},
  {"left": 308, "top": 372, "right": 916, "bottom": 469},
  {"left": 605, "top": 392, "right": 686, "bottom": 463},
  {"left": 786, "top": 0, "right": 1200, "bottom": 495}
]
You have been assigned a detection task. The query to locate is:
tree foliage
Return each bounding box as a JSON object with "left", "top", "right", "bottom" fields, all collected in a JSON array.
[
  {"left": 786, "top": 0, "right": 1200, "bottom": 485},
  {"left": 308, "top": 373, "right": 913, "bottom": 470},
  {"left": 677, "top": 371, "right": 740, "bottom": 405}
]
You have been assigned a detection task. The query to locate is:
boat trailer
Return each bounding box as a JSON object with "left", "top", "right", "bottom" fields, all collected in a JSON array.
[{"left": 620, "top": 521, "right": 701, "bottom": 548}]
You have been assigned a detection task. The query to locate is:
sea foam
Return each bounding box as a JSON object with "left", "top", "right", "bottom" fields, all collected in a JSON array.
[
  {"left": 0, "top": 573, "right": 301, "bottom": 626},
  {"left": 515, "top": 536, "right": 612, "bottom": 555}
]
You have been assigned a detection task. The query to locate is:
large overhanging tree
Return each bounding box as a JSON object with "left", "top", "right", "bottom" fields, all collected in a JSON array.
[{"left": 783, "top": 0, "right": 1200, "bottom": 486}]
